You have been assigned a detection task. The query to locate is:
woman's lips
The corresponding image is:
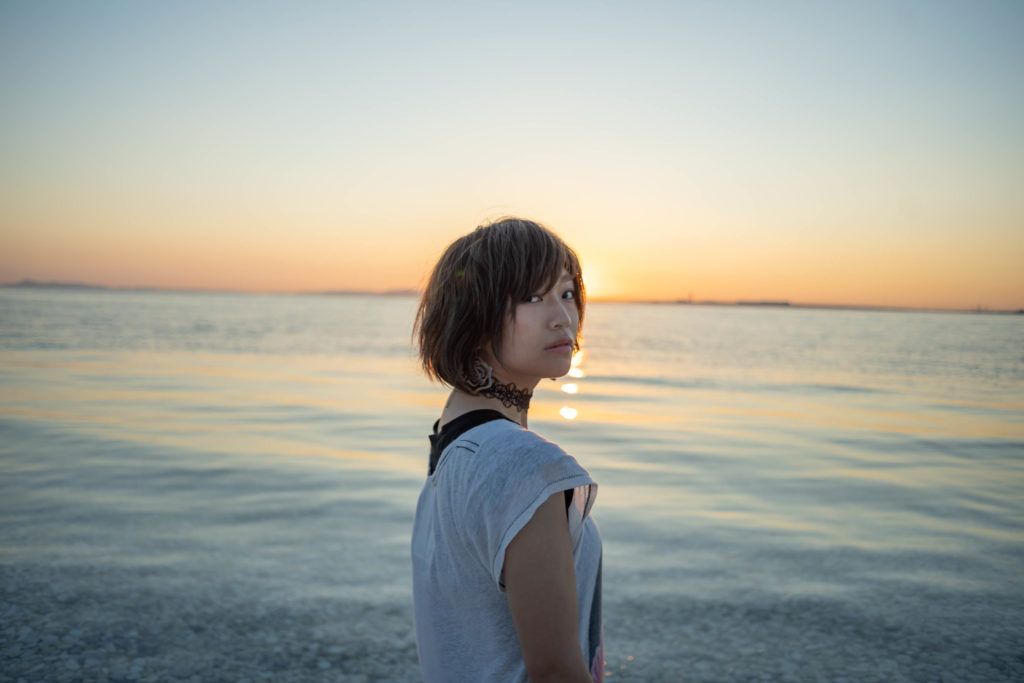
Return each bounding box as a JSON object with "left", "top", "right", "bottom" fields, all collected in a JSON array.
[{"left": 545, "top": 341, "right": 574, "bottom": 352}]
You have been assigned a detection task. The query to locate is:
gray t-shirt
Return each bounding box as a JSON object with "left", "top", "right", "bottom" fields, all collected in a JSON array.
[{"left": 411, "top": 416, "right": 604, "bottom": 682}]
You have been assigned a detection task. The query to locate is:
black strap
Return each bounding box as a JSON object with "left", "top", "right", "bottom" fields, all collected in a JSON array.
[{"left": 428, "top": 409, "right": 512, "bottom": 475}]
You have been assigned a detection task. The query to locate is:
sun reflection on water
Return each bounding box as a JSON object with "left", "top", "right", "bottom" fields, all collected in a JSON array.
[{"left": 559, "top": 350, "right": 586, "bottom": 419}]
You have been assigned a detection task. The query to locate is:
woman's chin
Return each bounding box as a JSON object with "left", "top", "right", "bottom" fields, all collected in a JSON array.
[{"left": 546, "top": 363, "right": 573, "bottom": 381}]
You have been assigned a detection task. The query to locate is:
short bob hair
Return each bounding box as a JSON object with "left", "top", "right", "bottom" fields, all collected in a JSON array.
[{"left": 414, "top": 217, "right": 585, "bottom": 394}]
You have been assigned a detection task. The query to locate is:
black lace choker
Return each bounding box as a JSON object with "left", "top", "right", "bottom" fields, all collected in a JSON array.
[{"left": 480, "top": 379, "right": 532, "bottom": 412}]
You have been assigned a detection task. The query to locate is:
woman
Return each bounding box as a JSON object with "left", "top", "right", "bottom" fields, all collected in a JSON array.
[{"left": 411, "top": 217, "right": 603, "bottom": 682}]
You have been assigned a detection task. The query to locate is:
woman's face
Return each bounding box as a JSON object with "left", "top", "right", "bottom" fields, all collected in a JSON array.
[{"left": 482, "top": 269, "right": 579, "bottom": 389}]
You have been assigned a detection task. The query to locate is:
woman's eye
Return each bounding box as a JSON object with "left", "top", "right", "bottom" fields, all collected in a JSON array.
[
  {"left": 525, "top": 294, "right": 542, "bottom": 303},
  {"left": 562, "top": 290, "right": 575, "bottom": 300}
]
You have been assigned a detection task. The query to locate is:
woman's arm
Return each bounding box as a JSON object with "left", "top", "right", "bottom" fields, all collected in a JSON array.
[{"left": 504, "top": 491, "right": 593, "bottom": 683}]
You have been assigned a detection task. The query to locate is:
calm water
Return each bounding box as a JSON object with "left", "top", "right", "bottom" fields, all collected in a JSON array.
[{"left": 1, "top": 288, "right": 1022, "bottom": 681}]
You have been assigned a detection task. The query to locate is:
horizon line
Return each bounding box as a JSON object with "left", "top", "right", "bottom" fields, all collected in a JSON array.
[{"left": 2, "top": 279, "right": 1021, "bottom": 315}]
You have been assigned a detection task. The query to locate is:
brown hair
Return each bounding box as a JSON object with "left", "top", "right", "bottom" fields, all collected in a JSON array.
[{"left": 414, "top": 217, "right": 585, "bottom": 393}]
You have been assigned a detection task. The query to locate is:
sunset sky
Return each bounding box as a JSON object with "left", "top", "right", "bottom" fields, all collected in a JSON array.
[{"left": 1, "top": 1, "right": 1022, "bottom": 310}]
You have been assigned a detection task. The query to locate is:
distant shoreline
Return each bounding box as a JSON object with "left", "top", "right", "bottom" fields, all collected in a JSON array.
[
  {"left": 2, "top": 279, "right": 1021, "bottom": 315},
  {"left": 0, "top": 279, "right": 418, "bottom": 298}
]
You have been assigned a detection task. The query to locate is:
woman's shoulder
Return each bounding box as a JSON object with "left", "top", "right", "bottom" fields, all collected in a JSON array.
[
  {"left": 442, "top": 420, "right": 595, "bottom": 524},
  {"left": 469, "top": 419, "right": 567, "bottom": 458},
  {"left": 462, "top": 421, "right": 588, "bottom": 485}
]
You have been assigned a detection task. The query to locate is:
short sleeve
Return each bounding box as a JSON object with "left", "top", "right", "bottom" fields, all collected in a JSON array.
[{"left": 455, "top": 426, "right": 597, "bottom": 592}]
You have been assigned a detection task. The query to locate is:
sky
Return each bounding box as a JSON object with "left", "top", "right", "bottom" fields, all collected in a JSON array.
[{"left": 1, "top": 0, "right": 1022, "bottom": 310}]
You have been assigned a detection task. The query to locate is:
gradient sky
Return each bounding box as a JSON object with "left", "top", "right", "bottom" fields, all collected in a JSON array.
[{"left": 1, "top": 0, "right": 1022, "bottom": 309}]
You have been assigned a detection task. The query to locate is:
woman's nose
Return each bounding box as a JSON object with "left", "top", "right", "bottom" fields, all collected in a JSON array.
[{"left": 551, "top": 300, "right": 573, "bottom": 328}]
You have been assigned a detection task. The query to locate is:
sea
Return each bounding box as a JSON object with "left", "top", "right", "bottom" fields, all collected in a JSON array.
[{"left": 1, "top": 288, "right": 1022, "bottom": 682}]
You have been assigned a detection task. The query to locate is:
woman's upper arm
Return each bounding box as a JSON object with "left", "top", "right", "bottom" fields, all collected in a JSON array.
[{"left": 503, "top": 491, "right": 592, "bottom": 683}]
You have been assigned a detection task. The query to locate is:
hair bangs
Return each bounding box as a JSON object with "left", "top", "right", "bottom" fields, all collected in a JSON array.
[{"left": 501, "top": 222, "right": 582, "bottom": 317}]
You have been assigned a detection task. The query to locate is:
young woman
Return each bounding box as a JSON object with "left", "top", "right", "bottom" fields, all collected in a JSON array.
[{"left": 411, "top": 218, "right": 603, "bottom": 682}]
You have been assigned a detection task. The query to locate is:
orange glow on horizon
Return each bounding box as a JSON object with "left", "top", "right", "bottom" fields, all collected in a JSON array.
[
  {"left": 1, "top": 3, "right": 1022, "bottom": 313},
  {"left": 1, "top": 193, "right": 1021, "bottom": 310}
]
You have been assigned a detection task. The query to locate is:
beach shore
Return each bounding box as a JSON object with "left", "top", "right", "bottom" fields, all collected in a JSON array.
[{"left": 3, "top": 416, "right": 1022, "bottom": 682}]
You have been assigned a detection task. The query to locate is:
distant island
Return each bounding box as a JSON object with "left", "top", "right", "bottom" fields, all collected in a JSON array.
[
  {"left": 2, "top": 279, "right": 1020, "bottom": 314},
  {"left": 1, "top": 279, "right": 416, "bottom": 297},
  {"left": 313, "top": 287, "right": 418, "bottom": 297},
  {"left": 3, "top": 279, "right": 132, "bottom": 291}
]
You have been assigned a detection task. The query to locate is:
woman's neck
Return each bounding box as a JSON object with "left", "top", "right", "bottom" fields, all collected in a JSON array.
[
  {"left": 442, "top": 378, "right": 535, "bottom": 429},
  {"left": 479, "top": 377, "right": 533, "bottom": 413}
]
